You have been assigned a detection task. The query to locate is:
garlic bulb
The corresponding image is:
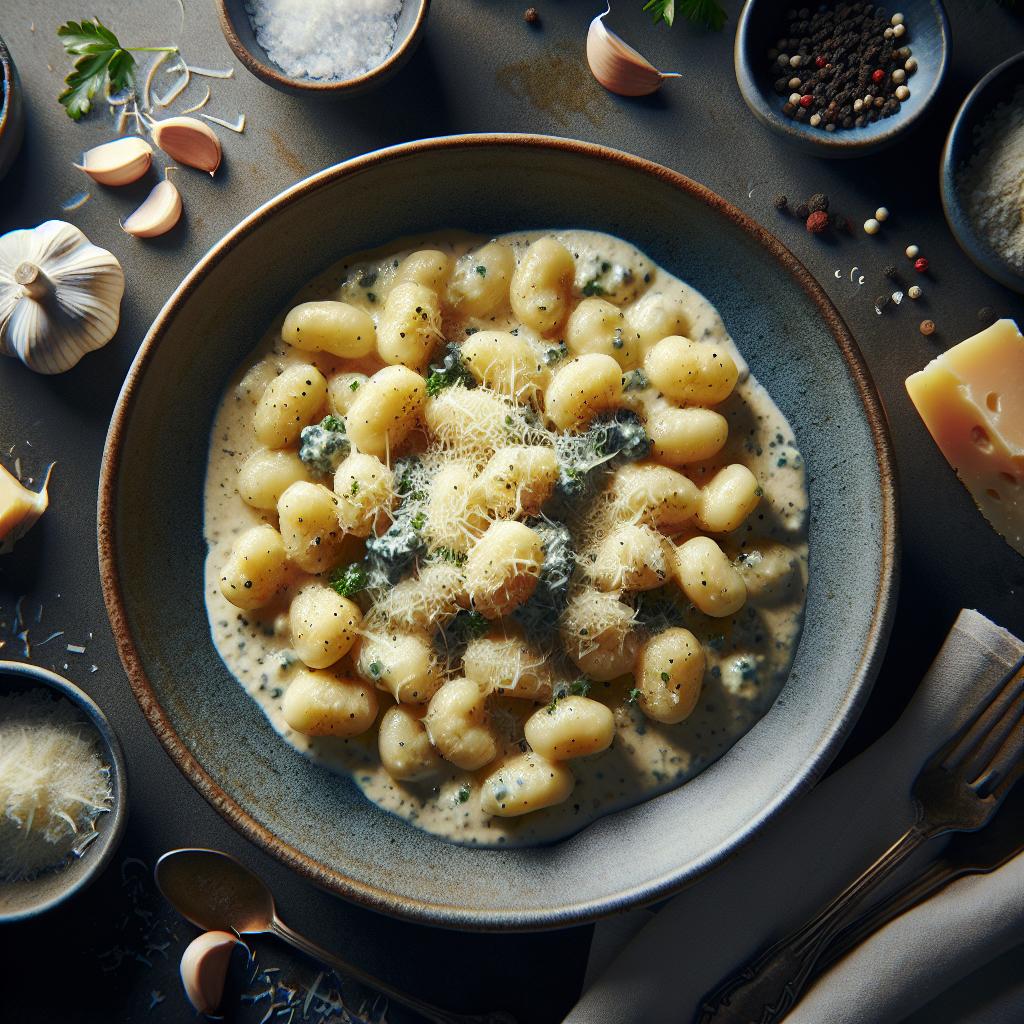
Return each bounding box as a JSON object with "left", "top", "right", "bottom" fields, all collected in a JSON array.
[
  {"left": 0, "top": 462, "right": 54, "bottom": 555},
  {"left": 0, "top": 221, "right": 125, "bottom": 374},
  {"left": 75, "top": 137, "right": 153, "bottom": 186},
  {"left": 152, "top": 117, "right": 222, "bottom": 175},
  {"left": 587, "top": 5, "right": 682, "bottom": 97},
  {"left": 123, "top": 180, "right": 183, "bottom": 238}
]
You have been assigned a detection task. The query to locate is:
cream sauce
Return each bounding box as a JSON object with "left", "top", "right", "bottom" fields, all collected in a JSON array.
[{"left": 203, "top": 230, "right": 808, "bottom": 846}]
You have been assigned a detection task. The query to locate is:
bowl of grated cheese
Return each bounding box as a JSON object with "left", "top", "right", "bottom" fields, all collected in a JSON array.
[
  {"left": 215, "top": 0, "right": 430, "bottom": 96},
  {"left": 0, "top": 662, "right": 127, "bottom": 923}
]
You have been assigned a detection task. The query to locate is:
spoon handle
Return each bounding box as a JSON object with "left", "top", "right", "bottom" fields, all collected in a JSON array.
[{"left": 268, "top": 917, "right": 516, "bottom": 1024}]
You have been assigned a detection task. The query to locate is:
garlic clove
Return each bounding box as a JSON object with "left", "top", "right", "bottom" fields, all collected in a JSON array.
[
  {"left": 587, "top": 4, "right": 682, "bottom": 97},
  {"left": 75, "top": 137, "right": 154, "bottom": 186},
  {"left": 0, "top": 462, "right": 54, "bottom": 555},
  {"left": 151, "top": 116, "right": 222, "bottom": 175},
  {"left": 123, "top": 180, "right": 183, "bottom": 238},
  {"left": 180, "top": 931, "right": 244, "bottom": 1016}
]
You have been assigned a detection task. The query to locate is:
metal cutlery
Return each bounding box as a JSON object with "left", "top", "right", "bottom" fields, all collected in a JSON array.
[{"left": 696, "top": 662, "right": 1024, "bottom": 1024}]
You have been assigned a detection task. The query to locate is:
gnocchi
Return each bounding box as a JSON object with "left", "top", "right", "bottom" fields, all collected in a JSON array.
[
  {"left": 277, "top": 481, "right": 346, "bottom": 574},
  {"left": 644, "top": 335, "right": 738, "bottom": 406},
  {"left": 334, "top": 452, "right": 394, "bottom": 536},
  {"left": 480, "top": 754, "right": 574, "bottom": 817},
  {"left": 524, "top": 696, "right": 614, "bottom": 760},
  {"left": 282, "top": 668, "right": 378, "bottom": 737},
  {"left": 237, "top": 449, "right": 308, "bottom": 510},
  {"left": 254, "top": 364, "right": 328, "bottom": 448},
  {"left": 377, "top": 281, "right": 442, "bottom": 371},
  {"left": 378, "top": 705, "right": 442, "bottom": 781},
  {"left": 282, "top": 301, "right": 375, "bottom": 359},
  {"left": 345, "top": 365, "right": 426, "bottom": 459},
  {"left": 510, "top": 237, "right": 575, "bottom": 335},
  {"left": 219, "top": 524, "right": 289, "bottom": 609},
  {"left": 449, "top": 241, "right": 515, "bottom": 318},
  {"left": 424, "top": 677, "right": 498, "bottom": 770},
  {"left": 673, "top": 536, "right": 747, "bottom": 618},
  {"left": 357, "top": 630, "right": 442, "bottom": 704},
  {"left": 545, "top": 353, "right": 625, "bottom": 431},
  {"left": 696, "top": 464, "right": 761, "bottom": 534},
  {"left": 289, "top": 585, "right": 361, "bottom": 669},
  {"left": 566, "top": 298, "right": 640, "bottom": 368},
  {"left": 592, "top": 523, "right": 671, "bottom": 592},
  {"left": 464, "top": 521, "right": 544, "bottom": 618},
  {"left": 474, "top": 445, "right": 559, "bottom": 519},
  {"left": 461, "top": 330, "right": 549, "bottom": 402},
  {"left": 635, "top": 628, "right": 705, "bottom": 724}
]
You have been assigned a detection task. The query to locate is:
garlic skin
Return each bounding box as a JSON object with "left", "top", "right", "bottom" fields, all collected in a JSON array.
[
  {"left": 123, "top": 180, "right": 183, "bottom": 238},
  {"left": 0, "top": 462, "right": 54, "bottom": 555},
  {"left": 180, "top": 931, "right": 244, "bottom": 1015},
  {"left": 587, "top": 5, "right": 682, "bottom": 97},
  {"left": 75, "top": 137, "right": 153, "bottom": 186},
  {"left": 0, "top": 221, "right": 125, "bottom": 374},
  {"left": 152, "top": 117, "right": 222, "bottom": 175}
]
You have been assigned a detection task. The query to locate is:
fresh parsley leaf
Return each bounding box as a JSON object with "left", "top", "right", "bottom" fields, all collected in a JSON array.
[
  {"left": 626, "top": 687, "right": 642, "bottom": 704},
  {"left": 475, "top": 265, "right": 487, "bottom": 277},
  {"left": 569, "top": 678, "right": 592, "bottom": 697},
  {"left": 456, "top": 784, "right": 471, "bottom": 804},
  {"left": 433, "top": 546, "right": 467, "bottom": 566},
  {"left": 410, "top": 511, "right": 426, "bottom": 531},
  {"left": 581, "top": 279, "right": 606, "bottom": 297},
  {"left": 349, "top": 379, "right": 360, "bottom": 391},
  {"left": 368, "top": 660, "right": 384, "bottom": 678},
  {"left": 329, "top": 562, "right": 368, "bottom": 598},
  {"left": 425, "top": 343, "right": 475, "bottom": 397},
  {"left": 643, "top": 0, "right": 727, "bottom": 30}
]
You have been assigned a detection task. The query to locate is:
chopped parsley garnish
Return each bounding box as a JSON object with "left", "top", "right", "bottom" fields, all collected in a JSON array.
[
  {"left": 350, "top": 480, "right": 360, "bottom": 496},
  {"left": 433, "top": 546, "right": 467, "bottom": 566},
  {"left": 569, "top": 677, "right": 592, "bottom": 697},
  {"left": 330, "top": 562, "right": 368, "bottom": 598},
  {"left": 456, "top": 784, "right": 471, "bottom": 803},
  {"left": 368, "top": 660, "right": 384, "bottom": 678},
  {"left": 475, "top": 265, "right": 487, "bottom": 277},
  {"left": 410, "top": 511, "right": 426, "bottom": 531},
  {"left": 622, "top": 368, "right": 649, "bottom": 391},
  {"left": 349, "top": 379, "right": 360, "bottom": 392},
  {"left": 582, "top": 279, "right": 606, "bottom": 297},
  {"left": 544, "top": 342, "right": 568, "bottom": 366},
  {"left": 660, "top": 671, "right": 670, "bottom": 682},
  {"left": 626, "top": 687, "right": 642, "bottom": 704},
  {"left": 425, "top": 342, "right": 476, "bottom": 397}
]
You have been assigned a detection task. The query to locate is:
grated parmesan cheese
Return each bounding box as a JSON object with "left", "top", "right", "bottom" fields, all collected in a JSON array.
[{"left": 0, "top": 690, "right": 112, "bottom": 881}]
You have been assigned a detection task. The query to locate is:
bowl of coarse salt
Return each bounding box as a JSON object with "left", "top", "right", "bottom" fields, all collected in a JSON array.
[
  {"left": 941, "top": 51, "right": 1024, "bottom": 295},
  {"left": 0, "top": 662, "right": 127, "bottom": 922},
  {"left": 216, "top": 0, "right": 430, "bottom": 96}
]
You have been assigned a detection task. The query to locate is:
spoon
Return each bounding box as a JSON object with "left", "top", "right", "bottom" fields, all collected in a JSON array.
[{"left": 155, "top": 848, "right": 516, "bottom": 1024}]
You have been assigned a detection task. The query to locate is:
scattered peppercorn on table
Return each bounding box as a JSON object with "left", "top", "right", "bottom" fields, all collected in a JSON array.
[{"left": 1, "top": 1, "right": 1023, "bottom": 1022}]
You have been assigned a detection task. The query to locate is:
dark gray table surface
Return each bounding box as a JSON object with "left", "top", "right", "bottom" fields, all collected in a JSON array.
[{"left": 1, "top": 1, "right": 1023, "bottom": 1021}]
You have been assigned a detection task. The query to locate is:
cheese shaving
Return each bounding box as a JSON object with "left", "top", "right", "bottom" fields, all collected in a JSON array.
[
  {"left": 0, "top": 690, "right": 112, "bottom": 881},
  {"left": 202, "top": 112, "right": 246, "bottom": 133}
]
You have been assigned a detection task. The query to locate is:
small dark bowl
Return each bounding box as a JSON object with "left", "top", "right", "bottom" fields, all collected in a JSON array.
[
  {"left": 0, "top": 662, "right": 128, "bottom": 923},
  {"left": 0, "top": 34, "right": 25, "bottom": 182},
  {"left": 941, "top": 51, "right": 1024, "bottom": 295},
  {"left": 215, "top": 0, "right": 429, "bottom": 96},
  {"left": 735, "top": 0, "right": 950, "bottom": 158}
]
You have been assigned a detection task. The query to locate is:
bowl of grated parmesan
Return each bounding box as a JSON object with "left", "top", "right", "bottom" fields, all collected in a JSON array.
[
  {"left": 0, "top": 662, "right": 127, "bottom": 922},
  {"left": 215, "top": 0, "right": 430, "bottom": 96},
  {"left": 942, "top": 51, "right": 1024, "bottom": 295}
]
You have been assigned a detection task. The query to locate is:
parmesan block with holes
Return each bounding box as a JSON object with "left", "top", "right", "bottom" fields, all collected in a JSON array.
[{"left": 906, "top": 319, "right": 1024, "bottom": 556}]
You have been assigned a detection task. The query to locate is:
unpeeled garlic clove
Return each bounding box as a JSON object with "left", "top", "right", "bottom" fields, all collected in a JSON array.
[
  {"left": 123, "top": 180, "right": 183, "bottom": 238},
  {"left": 180, "top": 931, "right": 244, "bottom": 1015},
  {"left": 75, "top": 137, "right": 153, "bottom": 186},
  {"left": 151, "top": 116, "right": 222, "bottom": 175},
  {"left": 0, "top": 462, "right": 54, "bottom": 554},
  {"left": 587, "top": 4, "right": 682, "bottom": 97}
]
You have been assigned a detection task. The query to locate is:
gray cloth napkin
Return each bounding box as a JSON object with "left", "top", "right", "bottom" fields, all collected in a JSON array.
[{"left": 566, "top": 609, "right": 1024, "bottom": 1024}]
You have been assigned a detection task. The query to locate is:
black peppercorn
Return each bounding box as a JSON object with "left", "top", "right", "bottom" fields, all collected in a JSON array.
[
  {"left": 524, "top": 7, "right": 539, "bottom": 23},
  {"left": 883, "top": 264, "right": 898, "bottom": 279},
  {"left": 773, "top": 195, "right": 789, "bottom": 211},
  {"left": 807, "top": 192, "right": 830, "bottom": 213}
]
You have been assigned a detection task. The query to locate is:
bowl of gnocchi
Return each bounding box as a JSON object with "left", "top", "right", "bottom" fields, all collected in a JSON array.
[{"left": 100, "top": 135, "right": 898, "bottom": 929}]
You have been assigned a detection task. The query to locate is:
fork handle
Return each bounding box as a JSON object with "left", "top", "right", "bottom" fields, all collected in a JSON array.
[{"left": 695, "top": 826, "right": 927, "bottom": 1024}]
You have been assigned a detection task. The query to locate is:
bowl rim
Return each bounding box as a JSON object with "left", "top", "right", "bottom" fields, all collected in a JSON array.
[
  {"left": 734, "top": 0, "right": 951, "bottom": 154},
  {"left": 940, "top": 50, "right": 1024, "bottom": 294},
  {"left": 0, "top": 35, "right": 14, "bottom": 139},
  {"left": 0, "top": 660, "right": 128, "bottom": 923},
  {"left": 214, "top": 0, "right": 430, "bottom": 94},
  {"left": 97, "top": 133, "right": 899, "bottom": 930}
]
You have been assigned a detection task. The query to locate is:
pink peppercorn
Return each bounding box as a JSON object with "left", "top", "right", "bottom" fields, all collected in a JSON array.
[
  {"left": 815, "top": 55, "right": 827, "bottom": 68},
  {"left": 799, "top": 94, "right": 813, "bottom": 108},
  {"left": 914, "top": 257, "right": 929, "bottom": 273},
  {"left": 872, "top": 69, "right": 885, "bottom": 83},
  {"left": 805, "top": 211, "right": 829, "bottom": 234}
]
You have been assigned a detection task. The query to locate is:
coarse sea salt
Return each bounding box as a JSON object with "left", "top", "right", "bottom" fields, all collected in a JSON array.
[{"left": 244, "top": 0, "right": 403, "bottom": 82}]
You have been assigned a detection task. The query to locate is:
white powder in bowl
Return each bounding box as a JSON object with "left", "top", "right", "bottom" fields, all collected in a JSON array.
[
  {"left": 244, "top": 0, "right": 404, "bottom": 82},
  {"left": 958, "top": 84, "right": 1024, "bottom": 273}
]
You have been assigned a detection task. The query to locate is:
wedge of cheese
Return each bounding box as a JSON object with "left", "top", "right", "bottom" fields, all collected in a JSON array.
[{"left": 906, "top": 319, "right": 1023, "bottom": 556}]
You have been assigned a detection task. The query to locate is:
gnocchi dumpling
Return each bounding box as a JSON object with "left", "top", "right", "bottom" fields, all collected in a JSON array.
[
  {"left": 425, "top": 462, "right": 488, "bottom": 554},
  {"left": 592, "top": 523, "right": 671, "bottom": 592},
  {"left": 380, "top": 563, "right": 467, "bottom": 631},
  {"left": 254, "top": 364, "right": 328, "bottom": 448},
  {"left": 545, "top": 353, "right": 625, "bottom": 432},
  {"left": 345, "top": 365, "right": 426, "bottom": 459},
  {"left": 377, "top": 704, "right": 442, "bottom": 781},
  {"left": 673, "top": 536, "right": 746, "bottom": 618},
  {"left": 277, "top": 481, "right": 345, "bottom": 574},
  {"left": 644, "top": 335, "right": 738, "bottom": 406},
  {"left": 282, "top": 668, "right": 378, "bottom": 737},
  {"left": 566, "top": 297, "right": 640, "bottom": 368},
  {"left": 327, "top": 372, "right": 369, "bottom": 417},
  {"left": 334, "top": 452, "right": 394, "bottom": 537},
  {"left": 610, "top": 462, "right": 701, "bottom": 530},
  {"left": 510, "top": 237, "right": 575, "bottom": 335},
  {"left": 559, "top": 588, "right": 640, "bottom": 681},
  {"left": 464, "top": 521, "right": 545, "bottom": 618},
  {"left": 377, "top": 281, "right": 442, "bottom": 371},
  {"left": 424, "top": 677, "right": 498, "bottom": 771},
  {"left": 524, "top": 696, "right": 615, "bottom": 760},
  {"left": 219, "top": 524, "right": 289, "bottom": 610},
  {"left": 282, "top": 300, "right": 375, "bottom": 359},
  {"left": 645, "top": 405, "right": 729, "bottom": 466},
  {"left": 289, "top": 585, "right": 361, "bottom": 669},
  {"left": 356, "top": 629, "right": 443, "bottom": 704},
  {"left": 395, "top": 249, "right": 451, "bottom": 291},
  {"left": 696, "top": 464, "right": 761, "bottom": 534},
  {"left": 635, "top": 627, "right": 705, "bottom": 724},
  {"left": 237, "top": 449, "right": 308, "bottom": 511},
  {"left": 473, "top": 445, "right": 559, "bottom": 519},
  {"left": 424, "top": 386, "right": 518, "bottom": 457},
  {"left": 480, "top": 753, "right": 574, "bottom": 817},
  {"left": 462, "top": 626, "right": 554, "bottom": 701},
  {"left": 461, "top": 330, "right": 549, "bottom": 402},
  {"left": 623, "top": 289, "right": 691, "bottom": 351},
  {"left": 449, "top": 241, "right": 515, "bottom": 318}
]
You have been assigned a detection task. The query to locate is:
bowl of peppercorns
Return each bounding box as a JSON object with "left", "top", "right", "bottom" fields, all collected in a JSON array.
[{"left": 735, "top": 0, "right": 950, "bottom": 157}]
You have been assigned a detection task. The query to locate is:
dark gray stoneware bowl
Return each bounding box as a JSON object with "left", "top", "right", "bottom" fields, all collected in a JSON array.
[
  {"left": 0, "top": 34, "right": 25, "bottom": 182},
  {"left": 0, "top": 662, "right": 128, "bottom": 923},
  {"left": 941, "top": 51, "right": 1024, "bottom": 295},
  {"left": 99, "top": 135, "right": 898, "bottom": 931},
  {"left": 735, "top": 0, "right": 950, "bottom": 157}
]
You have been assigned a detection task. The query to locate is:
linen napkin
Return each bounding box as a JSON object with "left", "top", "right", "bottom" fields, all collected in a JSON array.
[{"left": 566, "top": 609, "right": 1024, "bottom": 1024}]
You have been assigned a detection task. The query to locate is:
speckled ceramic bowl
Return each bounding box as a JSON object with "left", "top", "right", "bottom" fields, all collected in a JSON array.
[
  {"left": 99, "top": 135, "right": 898, "bottom": 930},
  {"left": 0, "top": 662, "right": 128, "bottom": 923},
  {"left": 0, "top": 34, "right": 25, "bottom": 182},
  {"left": 735, "top": 0, "right": 950, "bottom": 157},
  {"left": 941, "top": 51, "right": 1024, "bottom": 295},
  {"left": 215, "top": 0, "right": 429, "bottom": 97}
]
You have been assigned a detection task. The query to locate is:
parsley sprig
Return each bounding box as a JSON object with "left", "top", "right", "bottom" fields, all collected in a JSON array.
[
  {"left": 643, "top": 0, "right": 727, "bottom": 30},
  {"left": 57, "top": 18, "right": 178, "bottom": 120}
]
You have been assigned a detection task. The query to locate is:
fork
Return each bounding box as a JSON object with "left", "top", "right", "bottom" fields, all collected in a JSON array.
[{"left": 695, "top": 662, "right": 1024, "bottom": 1024}]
